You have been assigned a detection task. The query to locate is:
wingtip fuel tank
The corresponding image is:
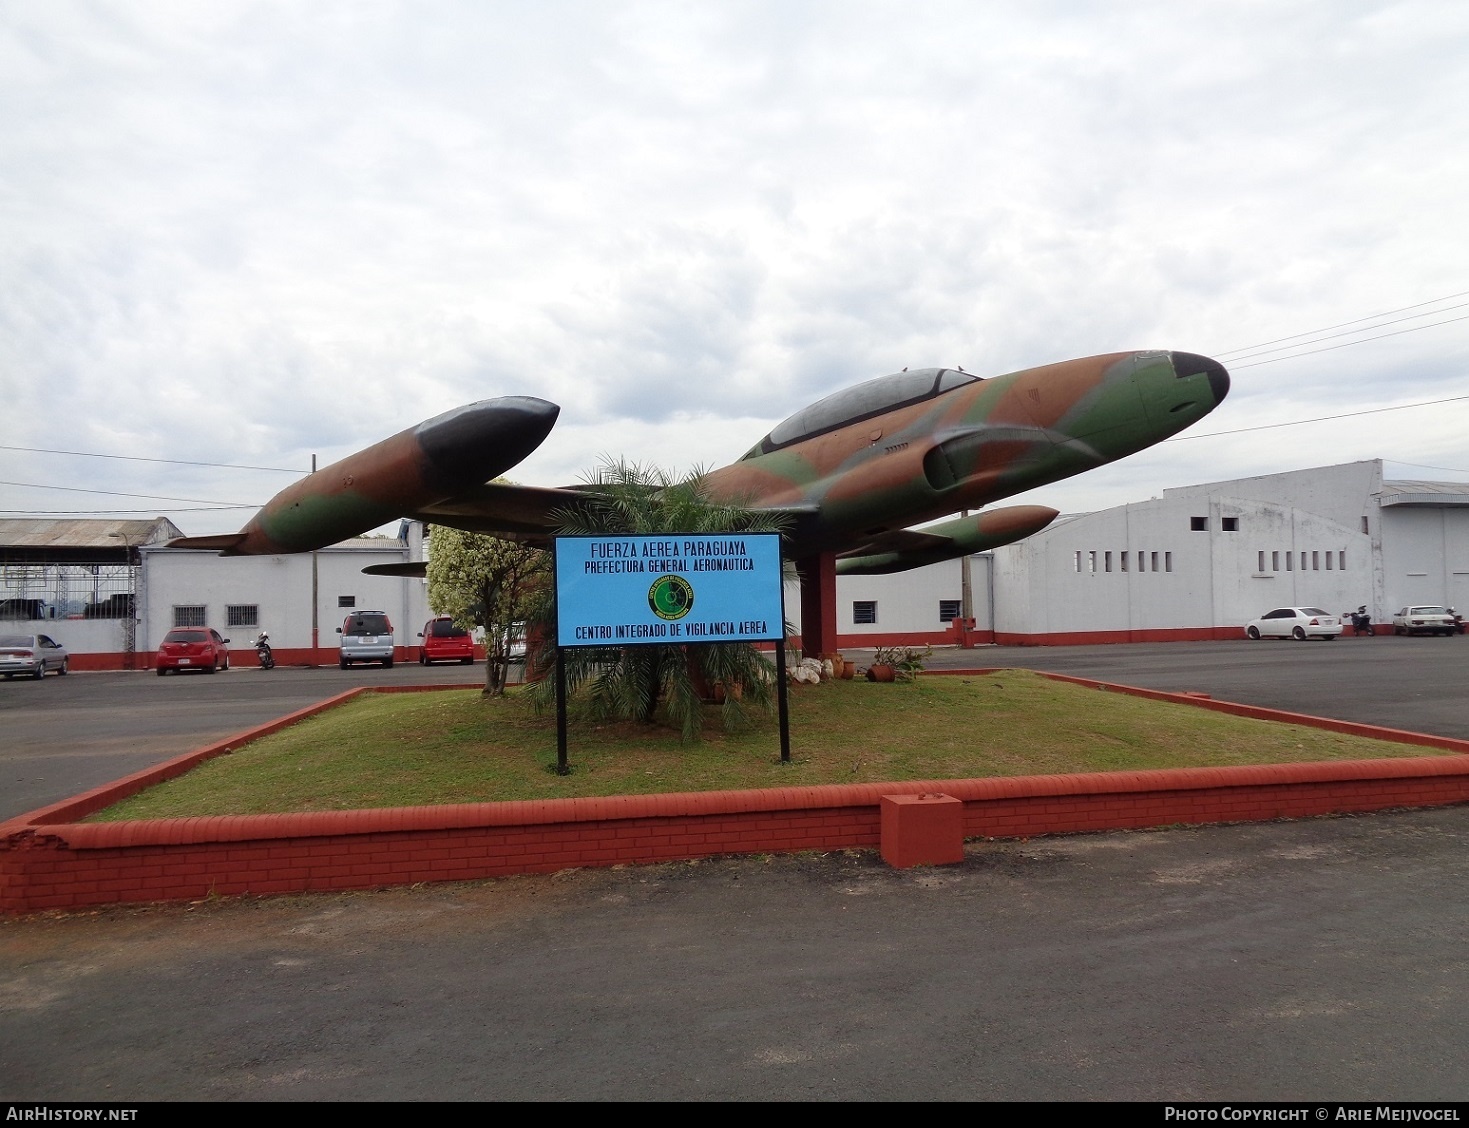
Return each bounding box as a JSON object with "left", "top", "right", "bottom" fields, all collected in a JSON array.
[{"left": 168, "top": 396, "right": 560, "bottom": 556}]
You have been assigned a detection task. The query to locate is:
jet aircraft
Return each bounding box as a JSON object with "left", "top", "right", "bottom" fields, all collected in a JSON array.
[{"left": 169, "top": 349, "right": 1230, "bottom": 653}]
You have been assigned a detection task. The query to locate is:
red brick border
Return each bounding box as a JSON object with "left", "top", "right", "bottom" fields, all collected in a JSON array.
[{"left": 4, "top": 675, "right": 1468, "bottom": 914}]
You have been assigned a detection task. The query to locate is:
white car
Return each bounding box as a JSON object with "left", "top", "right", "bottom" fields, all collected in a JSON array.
[
  {"left": 0, "top": 633, "right": 70, "bottom": 678},
  {"left": 1245, "top": 607, "right": 1343, "bottom": 641},
  {"left": 1391, "top": 606, "right": 1456, "bottom": 636}
]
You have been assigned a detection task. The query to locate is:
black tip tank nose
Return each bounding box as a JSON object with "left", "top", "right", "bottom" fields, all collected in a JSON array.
[{"left": 1170, "top": 352, "right": 1230, "bottom": 403}]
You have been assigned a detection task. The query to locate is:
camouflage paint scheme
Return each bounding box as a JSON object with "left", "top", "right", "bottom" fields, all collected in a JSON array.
[
  {"left": 170, "top": 350, "right": 1229, "bottom": 579},
  {"left": 700, "top": 350, "right": 1229, "bottom": 571}
]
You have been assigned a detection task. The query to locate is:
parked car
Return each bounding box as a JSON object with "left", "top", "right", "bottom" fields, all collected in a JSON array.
[
  {"left": 1391, "top": 606, "right": 1457, "bottom": 636},
  {"left": 0, "top": 598, "right": 50, "bottom": 621},
  {"left": 418, "top": 616, "right": 475, "bottom": 665},
  {"left": 338, "top": 610, "right": 395, "bottom": 669},
  {"left": 0, "top": 633, "right": 69, "bottom": 678},
  {"left": 84, "top": 593, "right": 134, "bottom": 620},
  {"left": 155, "top": 628, "right": 231, "bottom": 674},
  {"left": 1245, "top": 607, "right": 1343, "bottom": 641}
]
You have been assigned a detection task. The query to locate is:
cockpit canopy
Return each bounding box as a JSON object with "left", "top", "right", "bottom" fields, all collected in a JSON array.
[{"left": 744, "top": 367, "right": 981, "bottom": 458}]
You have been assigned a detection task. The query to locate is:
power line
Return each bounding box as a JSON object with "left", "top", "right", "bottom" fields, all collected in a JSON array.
[
  {"left": 0, "top": 445, "right": 303, "bottom": 473},
  {"left": 1228, "top": 313, "right": 1469, "bottom": 369},
  {"left": 0, "top": 480, "right": 261, "bottom": 506},
  {"left": 1219, "top": 301, "right": 1469, "bottom": 364},
  {"left": 1168, "top": 393, "right": 1469, "bottom": 441},
  {"left": 1381, "top": 459, "right": 1469, "bottom": 475},
  {"left": 1213, "top": 289, "right": 1469, "bottom": 356},
  {"left": 0, "top": 506, "right": 254, "bottom": 515}
]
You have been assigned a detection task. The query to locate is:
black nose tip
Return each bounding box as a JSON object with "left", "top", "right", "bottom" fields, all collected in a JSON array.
[
  {"left": 418, "top": 396, "right": 562, "bottom": 485},
  {"left": 1170, "top": 352, "right": 1230, "bottom": 403}
]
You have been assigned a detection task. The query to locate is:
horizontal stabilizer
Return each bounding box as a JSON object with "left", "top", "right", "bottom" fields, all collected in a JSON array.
[
  {"left": 165, "top": 533, "right": 251, "bottom": 554},
  {"left": 362, "top": 561, "right": 428, "bottom": 577}
]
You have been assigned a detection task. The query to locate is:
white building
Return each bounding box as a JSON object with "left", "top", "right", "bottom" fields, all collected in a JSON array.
[
  {"left": 137, "top": 523, "right": 431, "bottom": 666},
  {"left": 807, "top": 459, "right": 1469, "bottom": 647}
]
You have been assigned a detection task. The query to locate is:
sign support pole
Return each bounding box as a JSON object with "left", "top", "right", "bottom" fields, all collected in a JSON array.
[
  {"left": 775, "top": 638, "right": 791, "bottom": 763},
  {"left": 555, "top": 646, "right": 569, "bottom": 775}
]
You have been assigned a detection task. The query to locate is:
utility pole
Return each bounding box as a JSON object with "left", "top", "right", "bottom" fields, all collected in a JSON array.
[{"left": 310, "top": 453, "right": 319, "bottom": 666}]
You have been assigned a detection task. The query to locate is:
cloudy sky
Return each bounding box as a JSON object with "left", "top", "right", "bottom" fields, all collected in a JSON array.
[{"left": 3, "top": 0, "right": 1468, "bottom": 537}]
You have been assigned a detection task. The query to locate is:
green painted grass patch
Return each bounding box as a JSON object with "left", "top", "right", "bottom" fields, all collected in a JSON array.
[{"left": 92, "top": 671, "right": 1433, "bottom": 820}]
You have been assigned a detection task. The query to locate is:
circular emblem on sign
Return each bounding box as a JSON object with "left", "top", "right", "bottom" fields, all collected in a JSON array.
[{"left": 648, "top": 574, "right": 695, "bottom": 621}]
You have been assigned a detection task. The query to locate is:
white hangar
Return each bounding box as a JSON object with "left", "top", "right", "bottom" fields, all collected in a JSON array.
[{"left": 817, "top": 459, "right": 1469, "bottom": 648}]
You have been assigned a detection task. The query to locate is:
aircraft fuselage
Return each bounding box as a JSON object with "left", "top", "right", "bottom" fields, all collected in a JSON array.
[{"left": 700, "top": 350, "right": 1229, "bottom": 558}]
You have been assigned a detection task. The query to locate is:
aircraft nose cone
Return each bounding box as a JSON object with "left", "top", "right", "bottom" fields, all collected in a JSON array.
[
  {"left": 417, "top": 396, "right": 561, "bottom": 486},
  {"left": 1170, "top": 351, "right": 1230, "bottom": 403}
]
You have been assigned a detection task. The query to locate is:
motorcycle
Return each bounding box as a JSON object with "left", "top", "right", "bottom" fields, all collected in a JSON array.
[
  {"left": 254, "top": 631, "right": 276, "bottom": 669},
  {"left": 1347, "top": 607, "right": 1373, "bottom": 637}
]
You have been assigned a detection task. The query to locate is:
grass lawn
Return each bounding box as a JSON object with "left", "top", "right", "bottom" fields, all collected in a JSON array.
[{"left": 89, "top": 671, "right": 1439, "bottom": 821}]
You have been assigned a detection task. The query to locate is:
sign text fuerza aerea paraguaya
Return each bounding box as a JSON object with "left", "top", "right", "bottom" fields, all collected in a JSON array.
[{"left": 583, "top": 539, "right": 756, "bottom": 574}]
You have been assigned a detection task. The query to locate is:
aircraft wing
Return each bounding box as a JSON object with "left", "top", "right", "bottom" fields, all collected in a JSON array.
[{"left": 406, "top": 481, "right": 594, "bottom": 543}]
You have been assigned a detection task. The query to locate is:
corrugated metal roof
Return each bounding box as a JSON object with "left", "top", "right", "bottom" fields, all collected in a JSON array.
[
  {"left": 1377, "top": 480, "right": 1469, "bottom": 507},
  {"left": 0, "top": 517, "right": 185, "bottom": 549}
]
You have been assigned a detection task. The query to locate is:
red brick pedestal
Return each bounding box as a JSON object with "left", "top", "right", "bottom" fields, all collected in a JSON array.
[{"left": 880, "top": 793, "right": 965, "bottom": 868}]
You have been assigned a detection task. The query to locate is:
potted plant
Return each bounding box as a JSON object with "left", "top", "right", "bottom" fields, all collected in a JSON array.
[
  {"left": 867, "top": 646, "right": 899, "bottom": 682},
  {"left": 867, "top": 645, "right": 931, "bottom": 682}
]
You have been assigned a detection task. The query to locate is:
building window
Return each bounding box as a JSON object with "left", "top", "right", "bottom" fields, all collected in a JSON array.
[
  {"left": 338, "top": 595, "right": 356, "bottom": 608},
  {"left": 1120, "top": 551, "right": 1128, "bottom": 572},
  {"left": 1074, "top": 550, "right": 1082, "bottom": 573},
  {"left": 1104, "top": 551, "right": 1113, "bottom": 572},
  {"left": 939, "top": 599, "right": 961, "bottom": 623},
  {"left": 226, "top": 604, "right": 259, "bottom": 628},
  {"left": 1301, "top": 552, "right": 1308, "bottom": 570},
  {"left": 1088, "top": 550, "right": 1097, "bottom": 574},
  {"left": 1286, "top": 552, "right": 1293, "bottom": 571},
  {"left": 1222, "top": 517, "right": 1239, "bottom": 532},
  {"left": 1361, "top": 516, "right": 1369, "bottom": 534},
  {"left": 1339, "top": 551, "right": 1346, "bottom": 570},
  {"left": 1271, "top": 551, "right": 1280, "bottom": 571},
  {"left": 853, "top": 601, "right": 877, "bottom": 625},
  {"left": 1312, "top": 551, "right": 1320, "bottom": 570},
  {"left": 173, "top": 605, "right": 206, "bottom": 628},
  {"left": 1325, "top": 552, "right": 1333, "bottom": 570},
  {"left": 1190, "top": 516, "right": 1208, "bottom": 531},
  {"left": 1138, "top": 551, "right": 1147, "bottom": 572},
  {"left": 1165, "top": 551, "right": 1173, "bottom": 572},
  {"left": 1258, "top": 550, "right": 1266, "bottom": 572},
  {"left": 1150, "top": 551, "right": 1159, "bottom": 572}
]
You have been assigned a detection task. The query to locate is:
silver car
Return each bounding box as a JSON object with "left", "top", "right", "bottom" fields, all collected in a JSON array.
[
  {"left": 337, "top": 610, "right": 395, "bottom": 669},
  {"left": 0, "top": 633, "right": 70, "bottom": 679}
]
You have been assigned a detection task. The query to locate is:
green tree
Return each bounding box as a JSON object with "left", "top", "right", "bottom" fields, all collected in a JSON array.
[
  {"left": 427, "top": 525, "right": 549, "bottom": 697},
  {"left": 533, "top": 458, "right": 789, "bottom": 742}
]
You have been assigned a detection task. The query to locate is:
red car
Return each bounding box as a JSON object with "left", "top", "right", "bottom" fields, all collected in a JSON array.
[
  {"left": 418, "top": 617, "right": 475, "bottom": 665},
  {"left": 155, "top": 628, "right": 231, "bottom": 674}
]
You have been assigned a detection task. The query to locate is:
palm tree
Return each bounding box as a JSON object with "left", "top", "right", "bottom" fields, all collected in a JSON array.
[{"left": 530, "top": 458, "right": 790, "bottom": 742}]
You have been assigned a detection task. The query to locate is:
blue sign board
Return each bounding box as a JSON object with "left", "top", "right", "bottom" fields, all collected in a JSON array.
[{"left": 554, "top": 534, "right": 785, "bottom": 648}]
